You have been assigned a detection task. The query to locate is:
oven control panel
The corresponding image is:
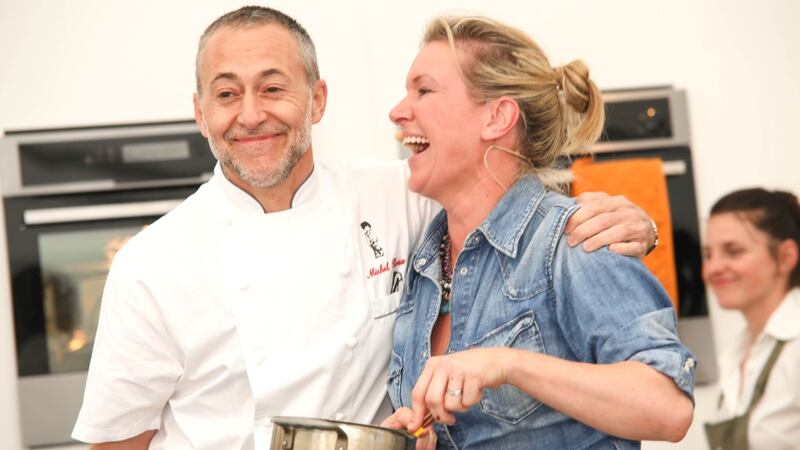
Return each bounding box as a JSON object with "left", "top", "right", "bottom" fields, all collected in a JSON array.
[{"left": 0, "top": 121, "right": 215, "bottom": 196}]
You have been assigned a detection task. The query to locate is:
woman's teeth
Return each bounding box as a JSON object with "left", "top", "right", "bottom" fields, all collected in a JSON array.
[{"left": 402, "top": 136, "right": 430, "bottom": 153}]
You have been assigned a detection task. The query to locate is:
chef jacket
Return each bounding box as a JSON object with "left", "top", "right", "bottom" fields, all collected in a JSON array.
[
  {"left": 711, "top": 288, "right": 800, "bottom": 450},
  {"left": 72, "top": 159, "right": 438, "bottom": 449}
]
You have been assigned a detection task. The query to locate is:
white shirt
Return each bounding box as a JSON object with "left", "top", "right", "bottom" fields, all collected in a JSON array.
[
  {"left": 72, "top": 159, "right": 438, "bottom": 449},
  {"left": 713, "top": 288, "right": 800, "bottom": 450}
]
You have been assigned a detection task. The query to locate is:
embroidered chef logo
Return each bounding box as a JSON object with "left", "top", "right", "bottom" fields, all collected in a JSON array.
[{"left": 360, "top": 221, "right": 385, "bottom": 258}]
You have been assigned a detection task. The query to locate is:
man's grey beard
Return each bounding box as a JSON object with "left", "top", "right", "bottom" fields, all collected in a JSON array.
[{"left": 208, "top": 118, "right": 312, "bottom": 190}]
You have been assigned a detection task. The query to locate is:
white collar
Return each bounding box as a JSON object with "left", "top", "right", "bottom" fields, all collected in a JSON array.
[
  {"left": 291, "top": 163, "right": 318, "bottom": 207},
  {"left": 764, "top": 288, "right": 800, "bottom": 341},
  {"left": 211, "top": 162, "right": 319, "bottom": 213},
  {"left": 724, "top": 288, "right": 800, "bottom": 361}
]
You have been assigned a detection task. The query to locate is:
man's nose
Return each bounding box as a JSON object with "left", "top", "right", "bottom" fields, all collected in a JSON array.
[
  {"left": 238, "top": 93, "right": 267, "bottom": 129},
  {"left": 389, "top": 96, "right": 411, "bottom": 125}
]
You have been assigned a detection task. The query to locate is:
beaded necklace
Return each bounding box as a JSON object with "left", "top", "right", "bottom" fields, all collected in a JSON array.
[{"left": 439, "top": 233, "right": 453, "bottom": 316}]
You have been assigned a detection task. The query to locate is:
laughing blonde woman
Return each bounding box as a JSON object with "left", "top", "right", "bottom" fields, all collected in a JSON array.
[{"left": 382, "top": 15, "right": 695, "bottom": 449}]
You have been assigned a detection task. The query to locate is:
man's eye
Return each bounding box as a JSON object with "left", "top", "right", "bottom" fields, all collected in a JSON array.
[
  {"left": 265, "top": 86, "right": 283, "bottom": 94},
  {"left": 418, "top": 88, "right": 432, "bottom": 96},
  {"left": 217, "top": 91, "right": 235, "bottom": 99}
]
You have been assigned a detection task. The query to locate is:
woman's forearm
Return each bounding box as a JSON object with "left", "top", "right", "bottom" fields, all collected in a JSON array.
[{"left": 502, "top": 348, "right": 693, "bottom": 441}]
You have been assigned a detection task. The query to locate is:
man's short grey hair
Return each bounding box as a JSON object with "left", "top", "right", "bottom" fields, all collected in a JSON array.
[{"left": 195, "top": 5, "right": 320, "bottom": 95}]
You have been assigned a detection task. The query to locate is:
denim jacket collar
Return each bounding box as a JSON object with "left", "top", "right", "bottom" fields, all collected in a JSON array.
[
  {"left": 478, "top": 174, "right": 547, "bottom": 258},
  {"left": 412, "top": 174, "right": 547, "bottom": 275}
]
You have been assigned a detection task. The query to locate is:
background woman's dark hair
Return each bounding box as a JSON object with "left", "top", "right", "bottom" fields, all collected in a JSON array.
[{"left": 711, "top": 187, "right": 800, "bottom": 288}]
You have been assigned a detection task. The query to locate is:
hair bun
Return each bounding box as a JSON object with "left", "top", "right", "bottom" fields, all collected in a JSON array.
[{"left": 555, "top": 59, "right": 592, "bottom": 113}]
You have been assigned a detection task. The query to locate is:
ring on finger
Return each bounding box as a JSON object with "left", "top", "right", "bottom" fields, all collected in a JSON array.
[{"left": 446, "top": 388, "right": 462, "bottom": 397}]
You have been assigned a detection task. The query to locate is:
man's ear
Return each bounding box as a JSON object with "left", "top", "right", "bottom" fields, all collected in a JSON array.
[
  {"left": 311, "top": 79, "right": 328, "bottom": 124},
  {"left": 480, "top": 96, "right": 521, "bottom": 141},
  {"left": 193, "top": 93, "right": 209, "bottom": 138}
]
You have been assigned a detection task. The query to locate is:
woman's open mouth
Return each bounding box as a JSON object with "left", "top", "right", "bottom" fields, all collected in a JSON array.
[{"left": 402, "top": 135, "right": 430, "bottom": 153}]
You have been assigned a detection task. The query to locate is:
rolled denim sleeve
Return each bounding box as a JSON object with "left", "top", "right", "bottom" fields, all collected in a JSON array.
[
  {"left": 550, "top": 232, "right": 696, "bottom": 398},
  {"left": 604, "top": 308, "right": 696, "bottom": 396}
]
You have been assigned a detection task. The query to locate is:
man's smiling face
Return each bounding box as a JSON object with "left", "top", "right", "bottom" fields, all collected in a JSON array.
[{"left": 194, "top": 23, "right": 324, "bottom": 190}]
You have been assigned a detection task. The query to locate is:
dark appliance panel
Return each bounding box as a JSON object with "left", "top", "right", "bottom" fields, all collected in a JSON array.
[
  {"left": 0, "top": 120, "right": 214, "bottom": 446},
  {"left": 579, "top": 87, "right": 716, "bottom": 385},
  {"left": 590, "top": 87, "right": 707, "bottom": 318}
]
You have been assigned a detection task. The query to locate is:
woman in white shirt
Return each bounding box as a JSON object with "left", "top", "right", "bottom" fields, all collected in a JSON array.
[{"left": 702, "top": 188, "right": 800, "bottom": 450}]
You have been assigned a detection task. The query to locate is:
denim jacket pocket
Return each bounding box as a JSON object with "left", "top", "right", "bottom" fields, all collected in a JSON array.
[{"left": 467, "top": 310, "right": 545, "bottom": 424}]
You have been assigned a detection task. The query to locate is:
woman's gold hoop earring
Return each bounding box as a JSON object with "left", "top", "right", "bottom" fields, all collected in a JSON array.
[{"left": 483, "top": 144, "right": 530, "bottom": 191}]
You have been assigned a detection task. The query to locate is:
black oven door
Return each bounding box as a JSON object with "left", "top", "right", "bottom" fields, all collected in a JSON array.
[{"left": 4, "top": 185, "right": 198, "bottom": 377}]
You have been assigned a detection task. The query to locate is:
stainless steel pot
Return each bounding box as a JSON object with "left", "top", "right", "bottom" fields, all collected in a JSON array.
[{"left": 270, "top": 416, "right": 414, "bottom": 450}]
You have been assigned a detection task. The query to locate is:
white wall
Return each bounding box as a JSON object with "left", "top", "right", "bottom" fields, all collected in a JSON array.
[{"left": 1, "top": 0, "right": 798, "bottom": 449}]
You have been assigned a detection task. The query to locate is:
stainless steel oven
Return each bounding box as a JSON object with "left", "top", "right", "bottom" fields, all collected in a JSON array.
[{"left": 0, "top": 121, "right": 215, "bottom": 446}]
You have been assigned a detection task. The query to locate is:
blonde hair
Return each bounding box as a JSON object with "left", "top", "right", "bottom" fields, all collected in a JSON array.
[{"left": 423, "top": 15, "right": 604, "bottom": 189}]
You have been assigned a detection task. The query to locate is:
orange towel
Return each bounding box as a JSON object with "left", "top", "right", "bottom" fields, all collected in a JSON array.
[{"left": 570, "top": 157, "right": 679, "bottom": 310}]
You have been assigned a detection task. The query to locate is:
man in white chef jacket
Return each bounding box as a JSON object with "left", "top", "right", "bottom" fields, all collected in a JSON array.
[{"left": 71, "top": 6, "right": 658, "bottom": 450}]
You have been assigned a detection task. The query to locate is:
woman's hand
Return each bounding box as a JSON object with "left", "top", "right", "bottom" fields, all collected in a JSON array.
[
  {"left": 565, "top": 191, "right": 656, "bottom": 257},
  {"left": 381, "top": 407, "right": 437, "bottom": 450},
  {"left": 408, "top": 348, "right": 513, "bottom": 428}
]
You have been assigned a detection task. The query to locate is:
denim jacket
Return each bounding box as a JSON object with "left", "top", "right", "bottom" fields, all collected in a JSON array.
[{"left": 388, "top": 175, "right": 696, "bottom": 450}]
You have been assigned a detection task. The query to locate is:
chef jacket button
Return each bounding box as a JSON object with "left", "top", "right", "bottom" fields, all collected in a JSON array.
[
  {"left": 221, "top": 217, "right": 232, "bottom": 227},
  {"left": 346, "top": 337, "right": 358, "bottom": 349},
  {"left": 459, "top": 267, "right": 468, "bottom": 276},
  {"left": 238, "top": 280, "right": 250, "bottom": 291},
  {"left": 335, "top": 413, "right": 346, "bottom": 421}
]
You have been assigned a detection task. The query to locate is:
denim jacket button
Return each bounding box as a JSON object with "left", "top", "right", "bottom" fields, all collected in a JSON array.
[
  {"left": 459, "top": 267, "right": 468, "bottom": 275},
  {"left": 416, "top": 258, "right": 427, "bottom": 269}
]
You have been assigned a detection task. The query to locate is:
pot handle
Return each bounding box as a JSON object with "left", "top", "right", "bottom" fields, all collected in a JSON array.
[{"left": 273, "top": 421, "right": 349, "bottom": 450}]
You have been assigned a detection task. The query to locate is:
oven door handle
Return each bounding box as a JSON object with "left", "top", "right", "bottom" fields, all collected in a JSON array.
[{"left": 23, "top": 199, "right": 184, "bottom": 225}]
